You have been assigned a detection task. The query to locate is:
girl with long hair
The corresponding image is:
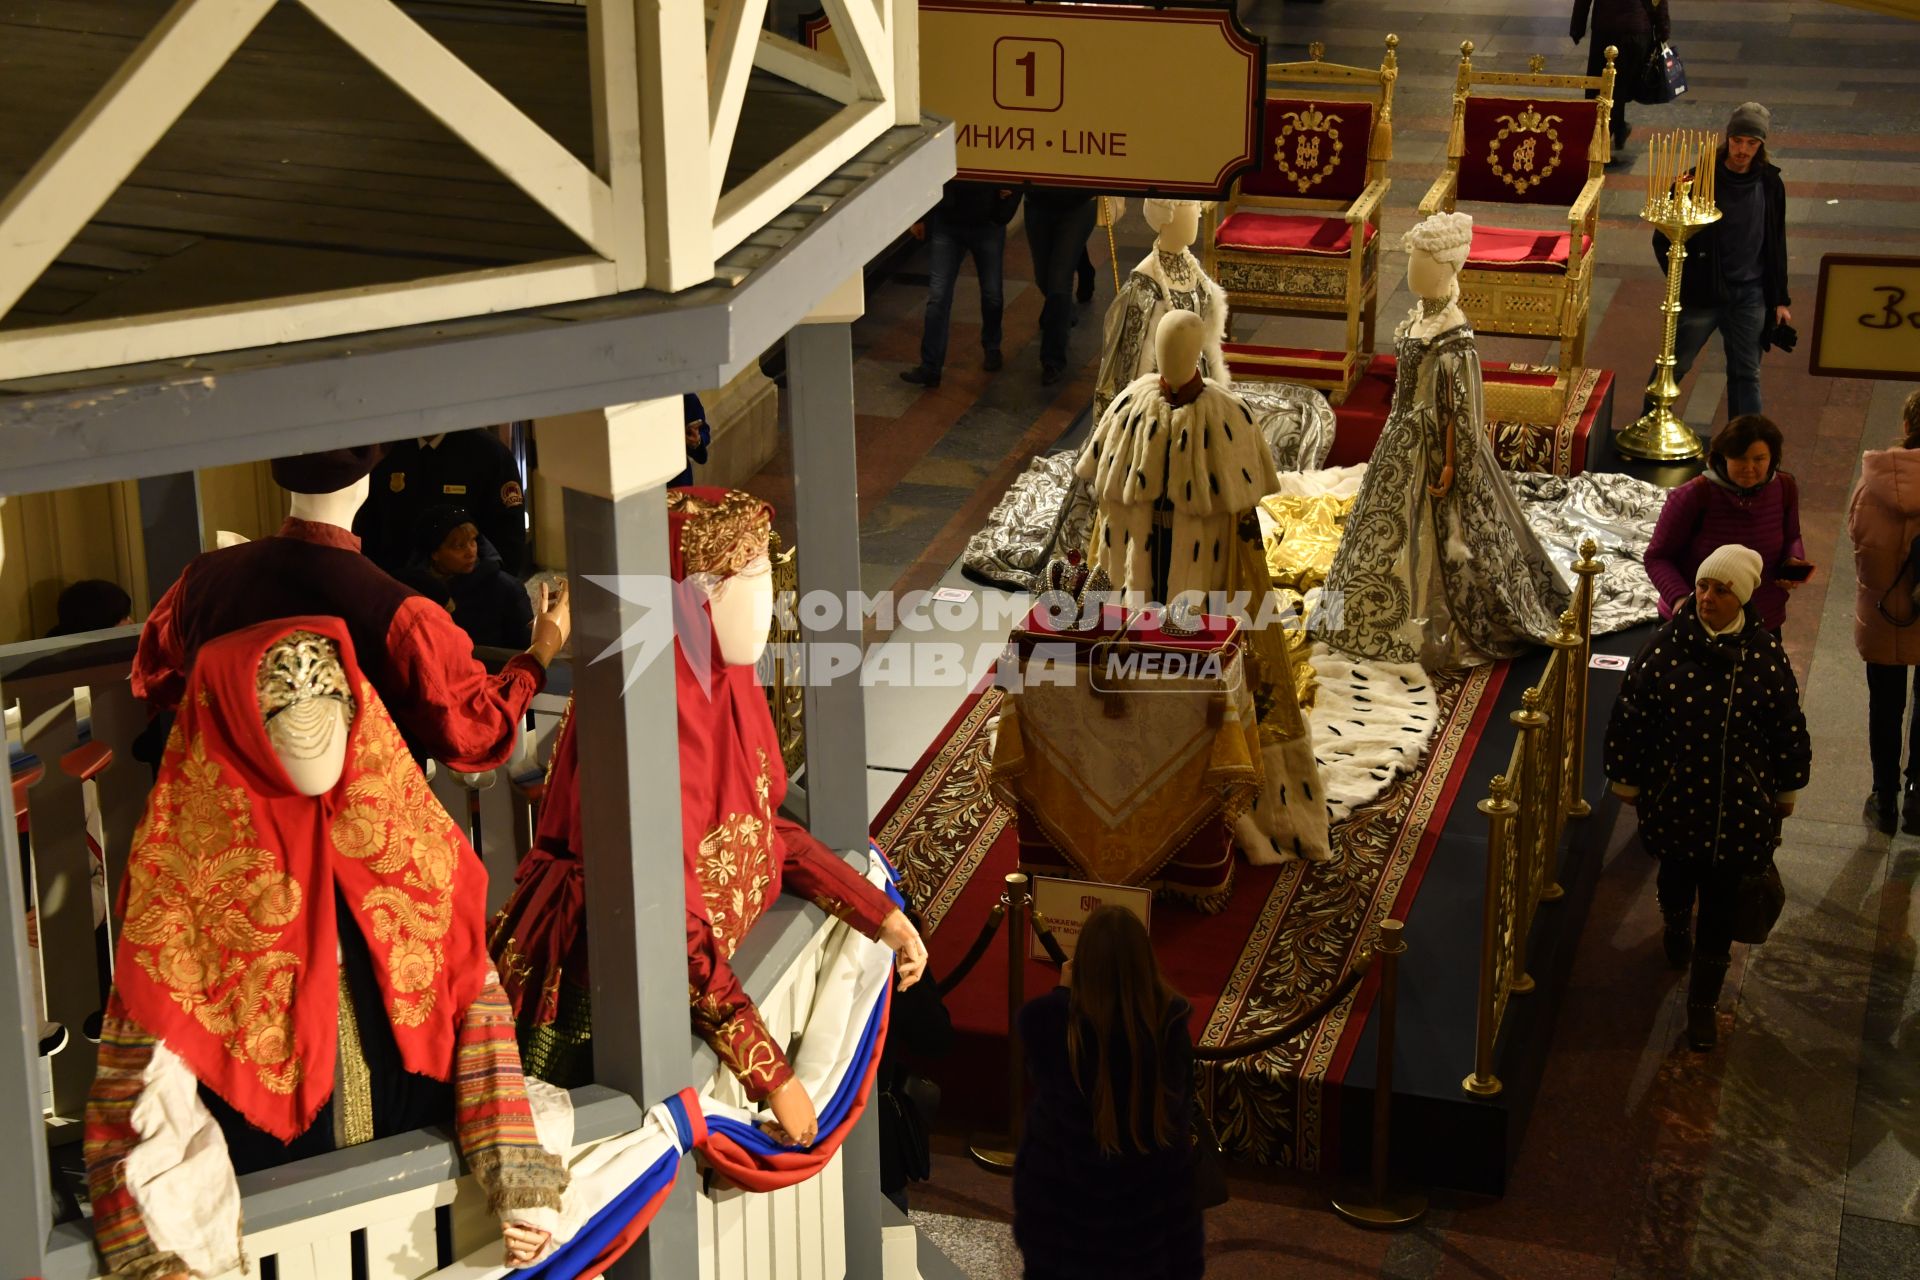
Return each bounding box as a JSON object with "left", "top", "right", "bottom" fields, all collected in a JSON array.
[{"left": 1013, "top": 906, "right": 1204, "bottom": 1279}]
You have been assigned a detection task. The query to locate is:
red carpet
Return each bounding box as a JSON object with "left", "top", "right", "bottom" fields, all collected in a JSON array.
[{"left": 871, "top": 661, "right": 1511, "bottom": 1170}]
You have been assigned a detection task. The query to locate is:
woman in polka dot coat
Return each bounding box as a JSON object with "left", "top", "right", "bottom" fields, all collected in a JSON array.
[{"left": 1603, "top": 544, "right": 1810, "bottom": 1051}]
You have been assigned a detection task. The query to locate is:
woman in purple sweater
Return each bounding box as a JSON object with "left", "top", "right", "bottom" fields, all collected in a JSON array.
[{"left": 1644, "top": 415, "right": 1812, "bottom": 631}]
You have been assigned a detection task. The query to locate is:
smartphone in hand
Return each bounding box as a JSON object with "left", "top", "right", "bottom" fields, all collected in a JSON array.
[{"left": 1777, "top": 560, "right": 1814, "bottom": 583}]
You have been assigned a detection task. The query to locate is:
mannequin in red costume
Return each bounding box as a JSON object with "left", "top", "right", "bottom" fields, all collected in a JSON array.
[
  {"left": 132, "top": 446, "right": 570, "bottom": 773},
  {"left": 489, "top": 488, "right": 925, "bottom": 1147},
  {"left": 86, "top": 618, "right": 565, "bottom": 1279}
]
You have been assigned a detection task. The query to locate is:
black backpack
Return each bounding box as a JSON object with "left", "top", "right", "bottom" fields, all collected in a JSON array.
[{"left": 1877, "top": 532, "right": 1920, "bottom": 627}]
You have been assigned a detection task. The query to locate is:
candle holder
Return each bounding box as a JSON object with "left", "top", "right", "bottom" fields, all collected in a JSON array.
[{"left": 1618, "top": 132, "right": 1721, "bottom": 462}]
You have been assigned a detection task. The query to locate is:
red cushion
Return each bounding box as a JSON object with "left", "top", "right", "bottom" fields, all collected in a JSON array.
[
  {"left": 1242, "top": 98, "right": 1375, "bottom": 203},
  {"left": 1455, "top": 95, "right": 1598, "bottom": 207},
  {"left": 1463, "top": 225, "right": 1592, "bottom": 273},
  {"left": 1215, "top": 212, "right": 1377, "bottom": 257}
]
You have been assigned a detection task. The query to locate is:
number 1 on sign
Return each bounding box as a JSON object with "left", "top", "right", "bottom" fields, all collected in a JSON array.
[{"left": 1015, "top": 50, "right": 1035, "bottom": 98}]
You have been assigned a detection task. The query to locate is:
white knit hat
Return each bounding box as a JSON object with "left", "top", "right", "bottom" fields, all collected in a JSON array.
[{"left": 1696, "top": 544, "right": 1763, "bottom": 604}]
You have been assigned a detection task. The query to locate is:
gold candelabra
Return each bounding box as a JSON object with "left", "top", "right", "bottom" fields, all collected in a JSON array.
[{"left": 1617, "top": 129, "right": 1722, "bottom": 462}]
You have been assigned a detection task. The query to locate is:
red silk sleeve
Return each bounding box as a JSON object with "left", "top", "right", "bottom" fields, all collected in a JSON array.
[
  {"left": 776, "top": 819, "right": 893, "bottom": 939},
  {"left": 382, "top": 596, "right": 545, "bottom": 771},
  {"left": 130, "top": 578, "right": 187, "bottom": 713},
  {"left": 688, "top": 910, "right": 793, "bottom": 1101}
]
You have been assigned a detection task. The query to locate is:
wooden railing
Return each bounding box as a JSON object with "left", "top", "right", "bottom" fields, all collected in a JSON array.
[{"left": 1463, "top": 538, "right": 1602, "bottom": 1097}]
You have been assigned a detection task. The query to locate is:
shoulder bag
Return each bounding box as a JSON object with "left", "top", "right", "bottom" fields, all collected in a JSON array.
[
  {"left": 1635, "top": 41, "right": 1687, "bottom": 105},
  {"left": 1730, "top": 860, "right": 1786, "bottom": 945}
]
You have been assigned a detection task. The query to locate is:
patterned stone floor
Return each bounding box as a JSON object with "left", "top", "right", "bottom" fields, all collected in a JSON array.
[{"left": 751, "top": 1, "right": 1920, "bottom": 1275}]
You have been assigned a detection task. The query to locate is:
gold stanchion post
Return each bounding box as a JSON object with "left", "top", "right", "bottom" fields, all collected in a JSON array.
[
  {"left": 1541, "top": 614, "right": 1582, "bottom": 903},
  {"left": 1466, "top": 775, "right": 1513, "bottom": 1097},
  {"left": 1331, "top": 921, "right": 1428, "bottom": 1228},
  {"left": 1566, "top": 538, "right": 1604, "bottom": 818},
  {"left": 1617, "top": 129, "right": 1721, "bottom": 462},
  {"left": 970, "top": 872, "right": 1030, "bottom": 1172},
  {"left": 1510, "top": 688, "right": 1549, "bottom": 933}
]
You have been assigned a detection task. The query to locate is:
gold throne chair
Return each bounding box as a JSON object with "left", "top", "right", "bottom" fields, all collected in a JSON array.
[
  {"left": 1202, "top": 36, "right": 1398, "bottom": 404},
  {"left": 1419, "top": 42, "right": 1616, "bottom": 425}
]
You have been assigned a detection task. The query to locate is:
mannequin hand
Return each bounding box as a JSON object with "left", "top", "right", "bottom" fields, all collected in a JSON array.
[
  {"left": 1426, "top": 464, "right": 1455, "bottom": 499},
  {"left": 501, "top": 1221, "right": 552, "bottom": 1268},
  {"left": 531, "top": 579, "right": 571, "bottom": 663},
  {"left": 760, "top": 1077, "right": 818, "bottom": 1147},
  {"left": 879, "top": 910, "right": 928, "bottom": 990}
]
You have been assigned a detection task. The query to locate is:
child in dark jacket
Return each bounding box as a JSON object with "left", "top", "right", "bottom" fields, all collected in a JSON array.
[{"left": 407, "top": 505, "right": 533, "bottom": 651}]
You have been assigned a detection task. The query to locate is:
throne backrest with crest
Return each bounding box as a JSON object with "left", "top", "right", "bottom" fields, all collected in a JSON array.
[{"left": 1416, "top": 42, "right": 1618, "bottom": 422}]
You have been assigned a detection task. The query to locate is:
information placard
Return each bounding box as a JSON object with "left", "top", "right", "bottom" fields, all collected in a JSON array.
[
  {"left": 1810, "top": 253, "right": 1920, "bottom": 381},
  {"left": 1029, "top": 876, "right": 1152, "bottom": 963},
  {"left": 805, "top": 2, "right": 1264, "bottom": 195}
]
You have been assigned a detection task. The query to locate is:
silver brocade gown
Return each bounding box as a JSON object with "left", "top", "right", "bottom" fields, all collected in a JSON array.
[{"left": 1311, "top": 322, "right": 1571, "bottom": 668}]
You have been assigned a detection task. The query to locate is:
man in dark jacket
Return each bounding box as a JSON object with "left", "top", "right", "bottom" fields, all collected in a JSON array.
[
  {"left": 356, "top": 428, "right": 529, "bottom": 577},
  {"left": 1571, "top": 0, "right": 1670, "bottom": 152},
  {"left": 900, "top": 181, "right": 1022, "bottom": 389},
  {"left": 1645, "top": 102, "right": 1791, "bottom": 421}
]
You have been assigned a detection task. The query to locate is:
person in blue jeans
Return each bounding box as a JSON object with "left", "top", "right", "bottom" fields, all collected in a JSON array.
[
  {"left": 1645, "top": 101, "right": 1791, "bottom": 421},
  {"left": 1022, "top": 189, "right": 1101, "bottom": 385},
  {"left": 900, "top": 182, "right": 1021, "bottom": 389}
]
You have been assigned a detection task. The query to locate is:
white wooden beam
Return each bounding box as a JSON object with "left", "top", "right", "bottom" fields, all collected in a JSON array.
[
  {"left": 820, "top": 0, "right": 889, "bottom": 101},
  {"left": 299, "top": 0, "right": 614, "bottom": 256},
  {"left": 749, "top": 29, "right": 861, "bottom": 106},
  {"left": 889, "top": 0, "right": 919, "bottom": 125},
  {"left": 0, "top": 0, "right": 278, "bottom": 323},
  {"left": 712, "top": 99, "right": 889, "bottom": 257},
  {"left": 589, "top": 0, "right": 648, "bottom": 288},
  {"left": 707, "top": 0, "right": 772, "bottom": 207},
  {"left": 639, "top": 0, "right": 717, "bottom": 288},
  {"left": 0, "top": 257, "right": 615, "bottom": 382}
]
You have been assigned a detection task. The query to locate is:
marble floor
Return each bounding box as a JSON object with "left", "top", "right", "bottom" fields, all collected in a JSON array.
[{"left": 751, "top": 1, "right": 1920, "bottom": 1275}]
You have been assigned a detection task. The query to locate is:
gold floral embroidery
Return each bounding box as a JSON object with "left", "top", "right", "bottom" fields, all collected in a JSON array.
[
  {"left": 696, "top": 749, "right": 776, "bottom": 959},
  {"left": 121, "top": 730, "right": 306, "bottom": 1096},
  {"left": 1486, "top": 104, "right": 1565, "bottom": 195},
  {"left": 1272, "top": 104, "right": 1346, "bottom": 195},
  {"left": 330, "top": 682, "right": 463, "bottom": 1027}
]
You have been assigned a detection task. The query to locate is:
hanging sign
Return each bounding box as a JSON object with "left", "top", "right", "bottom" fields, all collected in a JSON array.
[
  {"left": 804, "top": 2, "right": 1265, "bottom": 196},
  {"left": 1809, "top": 253, "right": 1920, "bottom": 381}
]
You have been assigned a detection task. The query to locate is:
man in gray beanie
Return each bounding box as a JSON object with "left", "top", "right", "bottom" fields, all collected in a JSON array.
[{"left": 1645, "top": 101, "right": 1791, "bottom": 423}]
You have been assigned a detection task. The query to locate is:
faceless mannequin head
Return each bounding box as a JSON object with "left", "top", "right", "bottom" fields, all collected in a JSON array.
[
  {"left": 258, "top": 631, "right": 356, "bottom": 796},
  {"left": 1404, "top": 244, "right": 1461, "bottom": 302},
  {"left": 1401, "top": 210, "right": 1473, "bottom": 304},
  {"left": 287, "top": 474, "right": 371, "bottom": 531},
  {"left": 1155, "top": 310, "right": 1207, "bottom": 388},
  {"left": 705, "top": 555, "right": 774, "bottom": 667},
  {"left": 1145, "top": 199, "right": 1203, "bottom": 253}
]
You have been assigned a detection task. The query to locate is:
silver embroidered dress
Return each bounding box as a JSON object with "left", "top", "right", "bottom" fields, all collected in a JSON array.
[
  {"left": 1093, "top": 247, "right": 1230, "bottom": 422},
  {"left": 1312, "top": 321, "right": 1570, "bottom": 668}
]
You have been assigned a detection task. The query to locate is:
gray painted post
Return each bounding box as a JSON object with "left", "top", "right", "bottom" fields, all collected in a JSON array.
[
  {"left": 0, "top": 671, "right": 53, "bottom": 1278},
  {"left": 135, "top": 472, "right": 203, "bottom": 599},
  {"left": 785, "top": 321, "right": 885, "bottom": 1278},
  {"left": 563, "top": 486, "right": 699, "bottom": 1279}
]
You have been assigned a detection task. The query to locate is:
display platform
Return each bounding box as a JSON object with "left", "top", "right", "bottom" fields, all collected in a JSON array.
[
  {"left": 871, "top": 622, "right": 1653, "bottom": 1196},
  {"left": 1224, "top": 347, "right": 1617, "bottom": 477}
]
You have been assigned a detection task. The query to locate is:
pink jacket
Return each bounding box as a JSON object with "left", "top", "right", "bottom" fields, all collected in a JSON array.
[{"left": 1849, "top": 446, "right": 1920, "bottom": 666}]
